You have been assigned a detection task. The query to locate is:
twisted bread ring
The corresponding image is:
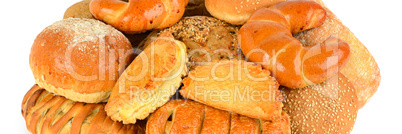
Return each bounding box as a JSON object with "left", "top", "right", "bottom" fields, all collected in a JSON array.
[{"left": 239, "top": 1, "right": 350, "bottom": 88}]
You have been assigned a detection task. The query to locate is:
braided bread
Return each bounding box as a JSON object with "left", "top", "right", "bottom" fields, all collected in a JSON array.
[
  {"left": 147, "top": 99, "right": 290, "bottom": 134},
  {"left": 89, "top": 0, "right": 189, "bottom": 33},
  {"left": 21, "top": 85, "right": 145, "bottom": 134},
  {"left": 239, "top": 1, "right": 350, "bottom": 88}
]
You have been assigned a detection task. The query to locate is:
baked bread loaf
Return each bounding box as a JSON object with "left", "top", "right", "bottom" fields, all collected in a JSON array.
[
  {"left": 294, "top": 0, "right": 381, "bottom": 108},
  {"left": 105, "top": 32, "right": 187, "bottom": 124},
  {"left": 29, "top": 18, "right": 134, "bottom": 103},
  {"left": 21, "top": 85, "right": 145, "bottom": 134},
  {"left": 282, "top": 73, "right": 358, "bottom": 133},
  {"left": 239, "top": 1, "right": 350, "bottom": 88},
  {"left": 205, "top": 0, "right": 284, "bottom": 25},
  {"left": 138, "top": 16, "right": 242, "bottom": 70},
  {"left": 180, "top": 59, "right": 283, "bottom": 121},
  {"left": 89, "top": 0, "right": 189, "bottom": 33},
  {"left": 147, "top": 99, "right": 290, "bottom": 134},
  {"left": 63, "top": 0, "right": 94, "bottom": 19}
]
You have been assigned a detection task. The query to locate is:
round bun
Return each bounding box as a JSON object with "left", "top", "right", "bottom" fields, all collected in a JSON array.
[
  {"left": 63, "top": 0, "right": 94, "bottom": 19},
  {"left": 282, "top": 73, "right": 358, "bottom": 133},
  {"left": 205, "top": 0, "right": 284, "bottom": 25},
  {"left": 29, "top": 18, "right": 134, "bottom": 103}
]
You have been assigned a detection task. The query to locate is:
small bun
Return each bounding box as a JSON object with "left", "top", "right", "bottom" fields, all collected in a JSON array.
[
  {"left": 205, "top": 0, "right": 284, "bottom": 25},
  {"left": 282, "top": 73, "right": 358, "bottom": 133},
  {"left": 63, "top": 0, "right": 94, "bottom": 19},
  {"left": 29, "top": 18, "right": 134, "bottom": 103}
]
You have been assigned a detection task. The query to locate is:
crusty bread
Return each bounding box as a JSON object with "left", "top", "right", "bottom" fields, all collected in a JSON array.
[
  {"left": 282, "top": 73, "right": 358, "bottom": 133},
  {"left": 294, "top": 0, "right": 381, "bottom": 108},
  {"left": 63, "top": 0, "right": 94, "bottom": 19},
  {"left": 138, "top": 16, "right": 242, "bottom": 70},
  {"left": 105, "top": 32, "right": 187, "bottom": 124},
  {"left": 239, "top": 1, "right": 350, "bottom": 88},
  {"left": 21, "top": 85, "right": 145, "bottom": 134},
  {"left": 180, "top": 59, "right": 283, "bottom": 121},
  {"left": 90, "top": 0, "right": 189, "bottom": 33},
  {"left": 29, "top": 18, "right": 134, "bottom": 103},
  {"left": 147, "top": 99, "right": 290, "bottom": 134},
  {"left": 205, "top": 0, "right": 284, "bottom": 25}
]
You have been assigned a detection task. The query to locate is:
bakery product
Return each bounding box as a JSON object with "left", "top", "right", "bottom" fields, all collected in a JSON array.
[
  {"left": 21, "top": 84, "right": 145, "bottom": 134},
  {"left": 105, "top": 32, "right": 187, "bottom": 124},
  {"left": 180, "top": 59, "right": 283, "bottom": 121},
  {"left": 146, "top": 99, "right": 290, "bottom": 133},
  {"left": 205, "top": 0, "right": 284, "bottom": 25},
  {"left": 239, "top": 1, "right": 350, "bottom": 88},
  {"left": 29, "top": 18, "right": 134, "bottom": 103},
  {"left": 89, "top": 0, "right": 189, "bottom": 33},
  {"left": 63, "top": 0, "right": 94, "bottom": 19},
  {"left": 138, "top": 16, "right": 242, "bottom": 70},
  {"left": 294, "top": 0, "right": 381, "bottom": 108},
  {"left": 282, "top": 73, "right": 358, "bottom": 133}
]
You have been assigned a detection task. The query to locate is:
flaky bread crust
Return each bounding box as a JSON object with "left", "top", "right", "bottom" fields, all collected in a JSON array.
[
  {"left": 105, "top": 32, "right": 187, "bottom": 124},
  {"left": 21, "top": 85, "right": 145, "bottom": 134},
  {"left": 282, "top": 73, "right": 358, "bottom": 133},
  {"left": 146, "top": 99, "right": 290, "bottom": 134},
  {"left": 180, "top": 59, "right": 283, "bottom": 121},
  {"left": 293, "top": 0, "right": 381, "bottom": 108}
]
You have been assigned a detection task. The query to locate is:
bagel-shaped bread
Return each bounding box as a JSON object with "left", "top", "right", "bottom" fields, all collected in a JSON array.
[{"left": 29, "top": 18, "right": 134, "bottom": 103}]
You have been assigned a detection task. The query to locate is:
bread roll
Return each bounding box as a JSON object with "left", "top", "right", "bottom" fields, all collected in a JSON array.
[
  {"left": 105, "top": 32, "right": 187, "bottom": 124},
  {"left": 282, "top": 73, "right": 358, "bottom": 133},
  {"left": 239, "top": 1, "right": 350, "bottom": 88},
  {"left": 146, "top": 99, "right": 290, "bottom": 134},
  {"left": 205, "top": 0, "right": 284, "bottom": 25},
  {"left": 138, "top": 16, "right": 242, "bottom": 70},
  {"left": 29, "top": 18, "right": 134, "bottom": 103},
  {"left": 294, "top": 0, "right": 381, "bottom": 108},
  {"left": 89, "top": 0, "right": 189, "bottom": 33},
  {"left": 21, "top": 85, "right": 145, "bottom": 134},
  {"left": 63, "top": 0, "right": 94, "bottom": 19},
  {"left": 180, "top": 59, "right": 283, "bottom": 121}
]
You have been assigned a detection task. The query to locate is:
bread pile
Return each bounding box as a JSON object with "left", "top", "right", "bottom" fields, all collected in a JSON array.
[{"left": 23, "top": 0, "right": 380, "bottom": 133}]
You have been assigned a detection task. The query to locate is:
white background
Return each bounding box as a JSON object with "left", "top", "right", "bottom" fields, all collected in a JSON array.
[{"left": 1, "top": 0, "right": 400, "bottom": 133}]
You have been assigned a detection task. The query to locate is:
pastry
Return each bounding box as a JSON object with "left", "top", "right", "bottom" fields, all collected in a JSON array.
[
  {"left": 180, "top": 59, "right": 283, "bottom": 121},
  {"left": 105, "top": 32, "right": 187, "bottom": 124},
  {"left": 239, "top": 1, "right": 350, "bottom": 88}
]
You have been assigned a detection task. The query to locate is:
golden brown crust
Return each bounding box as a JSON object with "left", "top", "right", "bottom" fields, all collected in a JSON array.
[
  {"left": 89, "top": 0, "right": 189, "bottom": 33},
  {"left": 63, "top": 0, "right": 94, "bottom": 19},
  {"left": 239, "top": 1, "right": 350, "bottom": 88},
  {"left": 29, "top": 18, "right": 134, "bottom": 103},
  {"left": 138, "top": 16, "right": 243, "bottom": 70},
  {"left": 105, "top": 32, "right": 187, "bottom": 124},
  {"left": 282, "top": 73, "right": 358, "bottom": 133},
  {"left": 205, "top": 0, "right": 284, "bottom": 25},
  {"left": 21, "top": 85, "right": 145, "bottom": 134},
  {"left": 293, "top": 0, "right": 381, "bottom": 108},
  {"left": 146, "top": 99, "right": 290, "bottom": 133},
  {"left": 180, "top": 59, "right": 283, "bottom": 121}
]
